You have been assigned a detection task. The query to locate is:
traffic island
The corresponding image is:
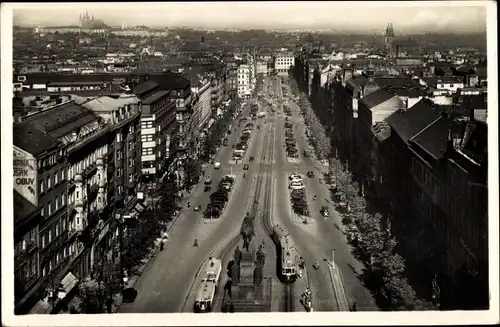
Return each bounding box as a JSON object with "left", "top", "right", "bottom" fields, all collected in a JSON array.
[
  {"left": 327, "top": 260, "right": 351, "bottom": 312},
  {"left": 291, "top": 212, "right": 316, "bottom": 225},
  {"left": 286, "top": 156, "right": 302, "bottom": 164}
]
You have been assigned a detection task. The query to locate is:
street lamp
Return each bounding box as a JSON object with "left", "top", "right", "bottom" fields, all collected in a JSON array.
[{"left": 432, "top": 273, "right": 441, "bottom": 309}]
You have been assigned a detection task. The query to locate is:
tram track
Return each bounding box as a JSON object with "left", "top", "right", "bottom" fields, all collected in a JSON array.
[{"left": 212, "top": 79, "right": 298, "bottom": 313}]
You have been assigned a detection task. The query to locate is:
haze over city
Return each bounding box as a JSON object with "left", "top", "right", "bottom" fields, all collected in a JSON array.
[{"left": 12, "top": 2, "right": 487, "bottom": 33}]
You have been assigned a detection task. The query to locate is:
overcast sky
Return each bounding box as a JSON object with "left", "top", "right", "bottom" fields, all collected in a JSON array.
[{"left": 11, "top": 1, "right": 488, "bottom": 33}]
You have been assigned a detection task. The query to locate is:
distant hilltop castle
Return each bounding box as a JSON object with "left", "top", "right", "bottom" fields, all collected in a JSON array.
[{"left": 79, "top": 10, "right": 107, "bottom": 29}]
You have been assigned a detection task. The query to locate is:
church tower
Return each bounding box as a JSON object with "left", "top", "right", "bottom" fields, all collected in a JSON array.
[{"left": 384, "top": 23, "right": 395, "bottom": 57}]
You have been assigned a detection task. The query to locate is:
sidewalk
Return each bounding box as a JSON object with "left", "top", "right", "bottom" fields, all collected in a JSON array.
[{"left": 111, "top": 185, "right": 197, "bottom": 313}]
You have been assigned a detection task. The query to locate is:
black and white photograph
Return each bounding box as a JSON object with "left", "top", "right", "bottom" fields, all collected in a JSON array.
[{"left": 1, "top": 1, "right": 498, "bottom": 326}]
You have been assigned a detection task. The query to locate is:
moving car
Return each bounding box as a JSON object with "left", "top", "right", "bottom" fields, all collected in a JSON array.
[
  {"left": 289, "top": 173, "right": 302, "bottom": 181},
  {"left": 204, "top": 176, "right": 213, "bottom": 185},
  {"left": 223, "top": 138, "right": 228, "bottom": 146},
  {"left": 214, "top": 162, "right": 221, "bottom": 169},
  {"left": 204, "top": 185, "right": 212, "bottom": 192},
  {"left": 306, "top": 171, "right": 315, "bottom": 178},
  {"left": 320, "top": 206, "right": 329, "bottom": 217},
  {"left": 243, "top": 164, "right": 249, "bottom": 170}
]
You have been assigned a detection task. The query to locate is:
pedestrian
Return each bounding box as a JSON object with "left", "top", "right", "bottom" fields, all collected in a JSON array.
[
  {"left": 352, "top": 302, "right": 357, "bottom": 311},
  {"left": 160, "top": 241, "right": 164, "bottom": 251},
  {"left": 193, "top": 238, "right": 199, "bottom": 247}
]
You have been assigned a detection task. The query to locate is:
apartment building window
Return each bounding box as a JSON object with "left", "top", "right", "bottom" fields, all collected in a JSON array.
[
  {"left": 30, "top": 257, "right": 36, "bottom": 277},
  {"left": 48, "top": 229, "right": 52, "bottom": 243},
  {"left": 47, "top": 174, "right": 52, "bottom": 189},
  {"left": 48, "top": 200, "right": 52, "bottom": 216},
  {"left": 129, "top": 125, "right": 135, "bottom": 134},
  {"left": 142, "top": 135, "right": 153, "bottom": 142},
  {"left": 55, "top": 221, "right": 60, "bottom": 237},
  {"left": 117, "top": 150, "right": 123, "bottom": 160},
  {"left": 141, "top": 121, "right": 153, "bottom": 129},
  {"left": 55, "top": 195, "right": 60, "bottom": 211},
  {"left": 54, "top": 171, "right": 59, "bottom": 185},
  {"left": 41, "top": 234, "right": 46, "bottom": 248},
  {"left": 76, "top": 191, "right": 80, "bottom": 199},
  {"left": 43, "top": 266, "right": 47, "bottom": 277},
  {"left": 39, "top": 179, "right": 44, "bottom": 193},
  {"left": 128, "top": 142, "right": 133, "bottom": 151},
  {"left": 49, "top": 261, "right": 52, "bottom": 272},
  {"left": 128, "top": 158, "right": 133, "bottom": 167},
  {"left": 117, "top": 169, "right": 121, "bottom": 177},
  {"left": 142, "top": 148, "right": 153, "bottom": 156},
  {"left": 128, "top": 173, "right": 133, "bottom": 183},
  {"left": 62, "top": 217, "right": 66, "bottom": 231},
  {"left": 116, "top": 133, "right": 123, "bottom": 143}
]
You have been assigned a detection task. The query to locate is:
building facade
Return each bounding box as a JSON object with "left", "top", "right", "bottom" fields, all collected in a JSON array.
[
  {"left": 133, "top": 81, "right": 176, "bottom": 187},
  {"left": 13, "top": 124, "right": 68, "bottom": 314},
  {"left": 237, "top": 64, "right": 251, "bottom": 98},
  {"left": 274, "top": 51, "right": 295, "bottom": 75},
  {"left": 16, "top": 101, "right": 113, "bottom": 314}
]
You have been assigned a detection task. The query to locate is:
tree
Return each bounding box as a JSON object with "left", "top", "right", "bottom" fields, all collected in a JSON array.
[
  {"left": 78, "top": 278, "right": 101, "bottom": 313},
  {"left": 183, "top": 158, "right": 200, "bottom": 191},
  {"left": 159, "top": 175, "right": 179, "bottom": 221},
  {"left": 122, "top": 210, "right": 160, "bottom": 272}
]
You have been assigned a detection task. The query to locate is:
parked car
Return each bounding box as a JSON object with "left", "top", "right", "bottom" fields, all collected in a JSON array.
[
  {"left": 122, "top": 288, "right": 138, "bottom": 303},
  {"left": 204, "top": 185, "right": 212, "bottom": 192},
  {"left": 289, "top": 173, "right": 302, "bottom": 181},
  {"left": 243, "top": 164, "right": 249, "bottom": 170},
  {"left": 223, "top": 138, "right": 229, "bottom": 146},
  {"left": 307, "top": 171, "right": 315, "bottom": 178},
  {"left": 204, "top": 176, "right": 213, "bottom": 185},
  {"left": 204, "top": 207, "right": 221, "bottom": 218},
  {"left": 222, "top": 175, "right": 235, "bottom": 183},
  {"left": 290, "top": 181, "right": 305, "bottom": 190}
]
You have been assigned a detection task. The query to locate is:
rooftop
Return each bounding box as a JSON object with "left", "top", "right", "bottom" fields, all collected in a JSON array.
[
  {"left": 410, "top": 115, "right": 452, "bottom": 160},
  {"left": 82, "top": 95, "right": 140, "bottom": 113},
  {"left": 21, "top": 101, "right": 99, "bottom": 139},
  {"left": 360, "top": 88, "right": 396, "bottom": 110},
  {"left": 13, "top": 121, "right": 62, "bottom": 156},
  {"left": 386, "top": 98, "right": 442, "bottom": 143},
  {"left": 375, "top": 77, "right": 421, "bottom": 89},
  {"left": 461, "top": 120, "right": 487, "bottom": 166},
  {"left": 142, "top": 90, "right": 169, "bottom": 105},
  {"left": 133, "top": 80, "right": 159, "bottom": 97}
]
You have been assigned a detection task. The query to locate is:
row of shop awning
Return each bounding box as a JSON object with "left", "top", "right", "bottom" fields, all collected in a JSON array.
[{"left": 29, "top": 272, "right": 79, "bottom": 314}]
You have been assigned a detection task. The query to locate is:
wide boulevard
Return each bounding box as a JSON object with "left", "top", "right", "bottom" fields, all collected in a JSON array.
[{"left": 119, "top": 75, "right": 377, "bottom": 313}]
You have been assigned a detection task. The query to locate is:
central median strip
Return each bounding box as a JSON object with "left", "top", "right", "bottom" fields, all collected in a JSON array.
[{"left": 328, "top": 264, "right": 351, "bottom": 312}]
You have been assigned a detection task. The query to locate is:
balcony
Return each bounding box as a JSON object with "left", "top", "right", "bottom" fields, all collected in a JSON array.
[
  {"left": 176, "top": 117, "right": 187, "bottom": 125},
  {"left": 83, "top": 163, "right": 98, "bottom": 179}
]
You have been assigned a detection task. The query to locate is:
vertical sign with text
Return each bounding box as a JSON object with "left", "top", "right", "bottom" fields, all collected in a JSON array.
[{"left": 13, "top": 146, "right": 38, "bottom": 206}]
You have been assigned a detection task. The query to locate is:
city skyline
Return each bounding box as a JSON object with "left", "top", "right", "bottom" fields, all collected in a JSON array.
[{"left": 11, "top": 2, "right": 488, "bottom": 33}]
